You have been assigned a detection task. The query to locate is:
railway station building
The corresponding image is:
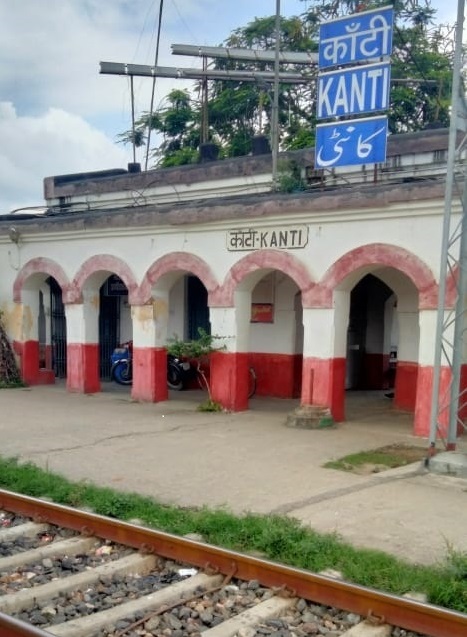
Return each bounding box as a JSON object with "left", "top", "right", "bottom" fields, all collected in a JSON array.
[{"left": 0, "top": 127, "right": 463, "bottom": 440}]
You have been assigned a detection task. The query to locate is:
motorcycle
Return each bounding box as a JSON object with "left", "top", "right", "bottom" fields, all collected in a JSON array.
[{"left": 110, "top": 341, "right": 193, "bottom": 390}]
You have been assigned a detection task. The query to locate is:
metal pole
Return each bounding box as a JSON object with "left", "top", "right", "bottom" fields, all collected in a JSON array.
[
  {"left": 130, "top": 75, "right": 136, "bottom": 164},
  {"left": 201, "top": 56, "right": 208, "bottom": 144},
  {"left": 271, "top": 0, "right": 281, "bottom": 190},
  {"left": 428, "top": 0, "right": 465, "bottom": 449},
  {"left": 448, "top": 168, "right": 467, "bottom": 448}
]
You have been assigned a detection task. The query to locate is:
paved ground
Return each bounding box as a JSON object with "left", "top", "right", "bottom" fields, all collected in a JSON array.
[{"left": 1, "top": 383, "right": 467, "bottom": 567}]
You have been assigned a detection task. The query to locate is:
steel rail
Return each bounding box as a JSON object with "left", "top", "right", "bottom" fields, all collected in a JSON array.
[
  {"left": 0, "top": 488, "right": 466, "bottom": 637},
  {"left": 0, "top": 613, "right": 52, "bottom": 637}
]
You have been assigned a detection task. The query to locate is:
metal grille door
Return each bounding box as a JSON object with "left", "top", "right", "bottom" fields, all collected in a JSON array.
[{"left": 50, "top": 280, "right": 67, "bottom": 378}]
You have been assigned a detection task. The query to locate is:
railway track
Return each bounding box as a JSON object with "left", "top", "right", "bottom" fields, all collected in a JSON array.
[{"left": 0, "top": 489, "right": 465, "bottom": 637}]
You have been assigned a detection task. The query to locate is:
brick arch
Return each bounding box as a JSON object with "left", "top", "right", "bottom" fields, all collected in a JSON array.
[
  {"left": 136, "top": 252, "right": 220, "bottom": 305},
  {"left": 70, "top": 255, "right": 138, "bottom": 304},
  {"left": 212, "top": 249, "right": 315, "bottom": 307},
  {"left": 13, "top": 257, "right": 70, "bottom": 303},
  {"left": 308, "top": 244, "right": 439, "bottom": 309}
]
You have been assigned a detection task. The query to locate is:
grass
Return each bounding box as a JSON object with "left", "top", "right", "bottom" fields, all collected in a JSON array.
[
  {"left": 0, "top": 456, "right": 466, "bottom": 613},
  {"left": 0, "top": 380, "right": 27, "bottom": 389},
  {"left": 324, "top": 444, "right": 428, "bottom": 474}
]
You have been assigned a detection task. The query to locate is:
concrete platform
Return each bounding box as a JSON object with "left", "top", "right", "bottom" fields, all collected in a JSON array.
[
  {"left": 428, "top": 451, "right": 467, "bottom": 478},
  {"left": 1, "top": 383, "right": 467, "bottom": 566}
]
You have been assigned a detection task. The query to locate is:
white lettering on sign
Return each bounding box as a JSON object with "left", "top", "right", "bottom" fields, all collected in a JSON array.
[
  {"left": 227, "top": 225, "right": 308, "bottom": 251},
  {"left": 317, "top": 63, "right": 390, "bottom": 119},
  {"left": 319, "top": 10, "right": 393, "bottom": 67}
]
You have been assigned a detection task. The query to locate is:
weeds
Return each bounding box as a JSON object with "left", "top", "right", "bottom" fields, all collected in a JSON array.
[
  {"left": 197, "top": 398, "right": 223, "bottom": 412},
  {"left": 0, "top": 456, "right": 466, "bottom": 613},
  {"left": 324, "top": 445, "right": 427, "bottom": 473}
]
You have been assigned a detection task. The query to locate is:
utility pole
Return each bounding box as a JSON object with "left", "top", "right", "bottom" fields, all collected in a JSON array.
[{"left": 271, "top": 0, "right": 281, "bottom": 191}]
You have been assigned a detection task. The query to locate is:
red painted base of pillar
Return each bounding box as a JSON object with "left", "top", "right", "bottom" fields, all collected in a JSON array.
[
  {"left": 414, "top": 365, "right": 451, "bottom": 438},
  {"left": 394, "top": 361, "right": 418, "bottom": 411},
  {"left": 210, "top": 351, "right": 249, "bottom": 411},
  {"left": 248, "top": 353, "right": 300, "bottom": 398},
  {"left": 14, "top": 340, "right": 41, "bottom": 385},
  {"left": 44, "top": 344, "right": 53, "bottom": 369},
  {"left": 302, "top": 356, "right": 346, "bottom": 422},
  {"left": 66, "top": 343, "right": 100, "bottom": 393},
  {"left": 37, "top": 369, "right": 56, "bottom": 384},
  {"left": 131, "top": 347, "right": 168, "bottom": 402}
]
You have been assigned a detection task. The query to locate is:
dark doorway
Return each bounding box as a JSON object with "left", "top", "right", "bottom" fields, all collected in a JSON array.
[
  {"left": 187, "top": 276, "right": 210, "bottom": 340},
  {"left": 99, "top": 281, "right": 121, "bottom": 379},
  {"left": 346, "top": 274, "right": 393, "bottom": 390}
]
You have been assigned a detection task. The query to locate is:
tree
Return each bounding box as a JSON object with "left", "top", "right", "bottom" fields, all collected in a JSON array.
[
  {"left": 119, "top": 89, "right": 200, "bottom": 167},
  {"left": 121, "top": 1, "right": 455, "bottom": 165}
]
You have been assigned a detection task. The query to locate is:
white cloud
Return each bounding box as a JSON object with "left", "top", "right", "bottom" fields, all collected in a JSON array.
[{"left": 0, "top": 103, "right": 130, "bottom": 212}]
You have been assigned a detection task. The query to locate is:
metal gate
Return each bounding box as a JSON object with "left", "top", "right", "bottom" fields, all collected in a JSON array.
[{"left": 49, "top": 279, "right": 67, "bottom": 378}]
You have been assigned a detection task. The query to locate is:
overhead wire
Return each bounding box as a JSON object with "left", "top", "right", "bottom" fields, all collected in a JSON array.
[{"left": 145, "top": 0, "right": 165, "bottom": 172}]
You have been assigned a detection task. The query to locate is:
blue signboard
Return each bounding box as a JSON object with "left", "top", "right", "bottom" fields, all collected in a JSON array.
[
  {"left": 315, "top": 116, "right": 388, "bottom": 168},
  {"left": 317, "top": 62, "right": 390, "bottom": 119},
  {"left": 319, "top": 6, "right": 393, "bottom": 69}
]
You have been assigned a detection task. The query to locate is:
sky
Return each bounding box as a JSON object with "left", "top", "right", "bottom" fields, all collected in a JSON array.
[{"left": 0, "top": 0, "right": 460, "bottom": 212}]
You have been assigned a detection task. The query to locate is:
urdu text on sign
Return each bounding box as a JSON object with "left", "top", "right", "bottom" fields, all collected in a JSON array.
[
  {"left": 315, "top": 116, "right": 388, "bottom": 169},
  {"left": 227, "top": 226, "right": 309, "bottom": 251}
]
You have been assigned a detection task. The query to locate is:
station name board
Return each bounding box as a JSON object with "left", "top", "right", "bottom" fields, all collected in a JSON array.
[{"left": 227, "top": 225, "right": 309, "bottom": 251}]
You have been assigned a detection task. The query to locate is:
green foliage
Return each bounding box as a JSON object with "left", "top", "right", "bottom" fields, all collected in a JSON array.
[
  {"left": 277, "top": 159, "right": 306, "bottom": 193},
  {"left": 197, "top": 398, "right": 223, "bottom": 412},
  {"left": 0, "top": 455, "right": 467, "bottom": 613},
  {"left": 167, "top": 327, "right": 225, "bottom": 359},
  {"left": 120, "top": 1, "right": 454, "bottom": 166},
  {"left": 0, "top": 380, "right": 27, "bottom": 389}
]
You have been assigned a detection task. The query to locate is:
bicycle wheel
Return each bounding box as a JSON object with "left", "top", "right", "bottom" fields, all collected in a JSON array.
[{"left": 248, "top": 367, "right": 257, "bottom": 398}]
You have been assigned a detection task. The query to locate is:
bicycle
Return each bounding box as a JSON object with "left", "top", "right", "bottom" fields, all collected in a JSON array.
[{"left": 194, "top": 356, "right": 257, "bottom": 398}]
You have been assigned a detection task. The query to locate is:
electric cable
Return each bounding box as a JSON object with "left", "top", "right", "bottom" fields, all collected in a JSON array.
[{"left": 145, "top": 0, "right": 165, "bottom": 172}]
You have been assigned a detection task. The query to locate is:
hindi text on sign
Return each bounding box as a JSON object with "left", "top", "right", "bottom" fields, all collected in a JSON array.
[
  {"left": 227, "top": 226, "right": 308, "bottom": 251},
  {"left": 318, "top": 6, "right": 393, "bottom": 69}
]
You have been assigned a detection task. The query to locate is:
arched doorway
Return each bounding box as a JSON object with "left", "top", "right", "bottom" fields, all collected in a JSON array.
[
  {"left": 342, "top": 268, "right": 420, "bottom": 422},
  {"left": 12, "top": 259, "right": 70, "bottom": 385}
]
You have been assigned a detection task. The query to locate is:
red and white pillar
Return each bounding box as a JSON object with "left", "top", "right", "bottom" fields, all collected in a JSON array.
[
  {"left": 65, "top": 296, "right": 100, "bottom": 393},
  {"left": 414, "top": 309, "right": 452, "bottom": 439},
  {"left": 393, "top": 310, "right": 419, "bottom": 412},
  {"left": 209, "top": 299, "right": 250, "bottom": 412},
  {"left": 131, "top": 297, "right": 168, "bottom": 403},
  {"left": 301, "top": 294, "right": 349, "bottom": 421},
  {"left": 13, "top": 291, "right": 41, "bottom": 385}
]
